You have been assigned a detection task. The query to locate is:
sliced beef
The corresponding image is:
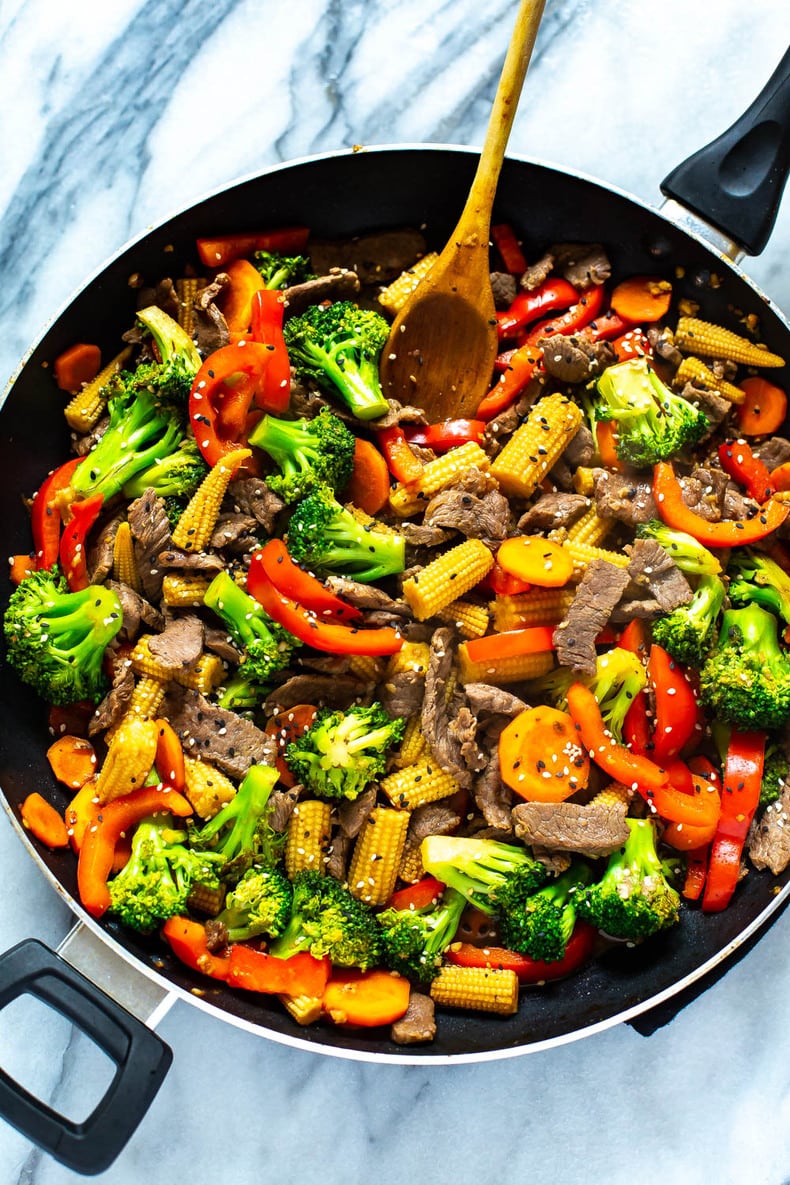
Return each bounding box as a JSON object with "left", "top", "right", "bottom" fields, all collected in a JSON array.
[
  {"left": 549, "top": 242, "right": 611, "bottom": 289},
  {"left": 324, "top": 576, "right": 411, "bottom": 616},
  {"left": 463, "top": 684, "right": 526, "bottom": 719},
  {"left": 88, "top": 513, "right": 123, "bottom": 586},
  {"left": 161, "top": 686, "right": 276, "bottom": 780},
  {"left": 294, "top": 653, "right": 351, "bottom": 676},
  {"left": 379, "top": 668, "right": 425, "bottom": 719},
  {"left": 723, "top": 483, "right": 759, "bottom": 522},
  {"left": 756, "top": 436, "right": 790, "bottom": 472},
  {"left": 309, "top": 229, "right": 428, "bottom": 285},
  {"left": 326, "top": 834, "right": 351, "bottom": 882},
  {"left": 423, "top": 475, "right": 510, "bottom": 544},
  {"left": 267, "top": 788, "right": 299, "bottom": 833},
  {"left": 512, "top": 793, "right": 631, "bottom": 857},
  {"left": 474, "top": 750, "right": 514, "bottom": 831},
  {"left": 517, "top": 491, "right": 589, "bottom": 534},
  {"left": 228, "top": 477, "right": 285, "bottom": 533},
  {"left": 203, "top": 626, "right": 242, "bottom": 667},
  {"left": 282, "top": 269, "right": 361, "bottom": 318},
  {"left": 89, "top": 661, "right": 135, "bottom": 737},
  {"left": 483, "top": 404, "right": 520, "bottom": 458},
  {"left": 148, "top": 614, "right": 205, "bottom": 672},
  {"left": 678, "top": 474, "right": 723, "bottom": 522},
  {"left": 748, "top": 787, "right": 790, "bottom": 875},
  {"left": 406, "top": 802, "right": 462, "bottom": 849},
  {"left": 647, "top": 325, "right": 684, "bottom": 368},
  {"left": 193, "top": 275, "right": 231, "bottom": 356},
  {"left": 519, "top": 252, "right": 554, "bottom": 291},
  {"left": 209, "top": 513, "right": 260, "bottom": 553},
  {"left": 136, "top": 277, "right": 180, "bottom": 321},
  {"left": 263, "top": 675, "right": 372, "bottom": 714},
  {"left": 449, "top": 706, "right": 486, "bottom": 774},
  {"left": 592, "top": 469, "right": 657, "bottom": 527},
  {"left": 401, "top": 522, "right": 455, "bottom": 549},
  {"left": 127, "top": 491, "right": 172, "bottom": 601},
  {"left": 551, "top": 423, "right": 595, "bottom": 487},
  {"left": 683, "top": 382, "right": 730, "bottom": 434},
  {"left": 158, "top": 546, "right": 225, "bottom": 574},
  {"left": 337, "top": 787, "right": 377, "bottom": 839},
  {"left": 625, "top": 538, "right": 692, "bottom": 613},
  {"left": 421, "top": 628, "right": 472, "bottom": 789},
  {"left": 105, "top": 579, "right": 164, "bottom": 641},
  {"left": 372, "top": 399, "right": 428, "bottom": 429},
  {"left": 72, "top": 414, "right": 109, "bottom": 458},
  {"left": 538, "top": 334, "right": 615, "bottom": 384},
  {"left": 391, "top": 993, "right": 436, "bottom": 1045},
  {"left": 553, "top": 559, "right": 631, "bottom": 674},
  {"left": 490, "top": 271, "right": 517, "bottom": 309}
]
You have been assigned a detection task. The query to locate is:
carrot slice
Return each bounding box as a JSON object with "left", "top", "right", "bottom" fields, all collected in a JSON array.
[
  {"left": 609, "top": 275, "right": 672, "bottom": 323},
  {"left": 496, "top": 536, "right": 574, "bottom": 588},
  {"left": 737, "top": 376, "right": 788, "bottom": 436},
  {"left": 154, "top": 718, "right": 186, "bottom": 791},
  {"left": 264, "top": 704, "right": 318, "bottom": 788},
  {"left": 770, "top": 461, "right": 790, "bottom": 492},
  {"left": 218, "top": 259, "right": 266, "bottom": 334},
  {"left": 9, "top": 554, "right": 35, "bottom": 585},
  {"left": 46, "top": 735, "right": 97, "bottom": 790},
  {"left": 65, "top": 780, "right": 100, "bottom": 853},
  {"left": 595, "top": 420, "right": 624, "bottom": 471},
  {"left": 20, "top": 793, "right": 70, "bottom": 849},
  {"left": 499, "top": 706, "right": 590, "bottom": 801},
  {"left": 53, "top": 343, "right": 101, "bottom": 394},
  {"left": 342, "top": 437, "right": 391, "bottom": 515},
  {"left": 322, "top": 969, "right": 411, "bottom": 1027}
]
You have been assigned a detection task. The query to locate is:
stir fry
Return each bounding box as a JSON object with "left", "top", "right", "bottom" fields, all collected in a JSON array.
[{"left": 6, "top": 221, "right": 790, "bottom": 1045}]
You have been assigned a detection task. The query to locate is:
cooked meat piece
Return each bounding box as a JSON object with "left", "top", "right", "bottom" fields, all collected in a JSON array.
[
  {"left": 391, "top": 992, "right": 436, "bottom": 1045},
  {"left": 748, "top": 785, "right": 790, "bottom": 874},
  {"left": 538, "top": 334, "right": 615, "bottom": 383},
  {"left": 756, "top": 436, "right": 790, "bottom": 471},
  {"left": 105, "top": 579, "right": 164, "bottom": 641},
  {"left": 87, "top": 513, "right": 123, "bottom": 585},
  {"left": 282, "top": 269, "right": 361, "bottom": 319},
  {"left": 474, "top": 749, "right": 514, "bottom": 831},
  {"left": 512, "top": 793, "right": 631, "bottom": 857},
  {"left": 532, "top": 847, "right": 573, "bottom": 875},
  {"left": 423, "top": 481, "right": 510, "bottom": 544},
  {"left": 592, "top": 469, "right": 657, "bottom": 527},
  {"left": 309, "top": 229, "right": 428, "bottom": 285},
  {"left": 161, "top": 686, "right": 277, "bottom": 779},
  {"left": 326, "top": 833, "right": 351, "bottom": 881},
  {"left": 157, "top": 547, "right": 225, "bottom": 573},
  {"left": 71, "top": 414, "right": 110, "bottom": 457},
  {"left": 203, "top": 626, "right": 242, "bottom": 666},
  {"left": 683, "top": 382, "right": 730, "bottom": 435},
  {"left": 89, "top": 661, "right": 135, "bottom": 737},
  {"left": 519, "top": 252, "right": 554, "bottom": 291},
  {"left": 723, "top": 483, "right": 760, "bottom": 522},
  {"left": 549, "top": 242, "right": 611, "bottom": 288},
  {"left": 373, "top": 399, "right": 428, "bottom": 429},
  {"left": 287, "top": 379, "right": 331, "bottom": 421},
  {"left": 204, "top": 919, "right": 229, "bottom": 953},
  {"left": 421, "top": 628, "right": 472, "bottom": 789},
  {"left": 449, "top": 706, "right": 486, "bottom": 773},
  {"left": 562, "top": 423, "right": 595, "bottom": 469},
  {"left": 324, "top": 577, "right": 411, "bottom": 616},
  {"left": 647, "top": 325, "right": 684, "bottom": 368},
  {"left": 128, "top": 491, "right": 172, "bottom": 601},
  {"left": 228, "top": 477, "right": 285, "bottom": 533},
  {"left": 625, "top": 538, "right": 692, "bottom": 613},
  {"left": 406, "top": 802, "right": 462, "bottom": 848},
  {"left": 517, "top": 491, "right": 589, "bottom": 533},
  {"left": 690, "top": 466, "right": 729, "bottom": 510},
  {"left": 401, "top": 522, "right": 456, "bottom": 549},
  {"left": 483, "top": 404, "right": 520, "bottom": 458},
  {"left": 678, "top": 474, "right": 722, "bottom": 522},
  {"left": 294, "top": 653, "right": 351, "bottom": 676},
  {"left": 268, "top": 788, "right": 299, "bottom": 833},
  {"left": 209, "top": 513, "right": 260, "bottom": 553},
  {"left": 490, "top": 271, "right": 517, "bottom": 309},
  {"left": 136, "top": 277, "right": 180, "bottom": 320},
  {"left": 148, "top": 614, "right": 205, "bottom": 672},
  {"left": 463, "top": 684, "right": 527, "bottom": 719},
  {"left": 264, "top": 675, "right": 372, "bottom": 714},
  {"left": 337, "top": 787, "right": 377, "bottom": 839},
  {"left": 193, "top": 275, "right": 231, "bottom": 355},
  {"left": 379, "top": 668, "right": 425, "bottom": 719},
  {"left": 553, "top": 559, "right": 631, "bottom": 673}
]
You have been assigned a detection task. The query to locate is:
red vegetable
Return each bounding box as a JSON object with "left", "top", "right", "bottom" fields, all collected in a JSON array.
[
  {"left": 522, "top": 283, "right": 607, "bottom": 347},
  {"left": 496, "top": 278, "right": 579, "bottom": 339},
  {"left": 227, "top": 947, "right": 330, "bottom": 997},
  {"left": 566, "top": 682, "right": 669, "bottom": 796},
  {"left": 31, "top": 457, "right": 81, "bottom": 570},
  {"left": 477, "top": 344, "right": 542, "bottom": 421},
  {"left": 162, "top": 917, "right": 231, "bottom": 980},
  {"left": 59, "top": 494, "right": 104, "bottom": 592},
  {"left": 190, "top": 341, "right": 275, "bottom": 466},
  {"left": 491, "top": 223, "right": 528, "bottom": 275},
  {"left": 250, "top": 289, "right": 291, "bottom": 414},
  {"left": 376, "top": 425, "right": 423, "bottom": 484},
  {"left": 718, "top": 438, "right": 776, "bottom": 502},
  {"left": 196, "top": 226, "right": 310, "bottom": 269},
  {"left": 702, "top": 731, "right": 766, "bottom": 912},
  {"left": 249, "top": 540, "right": 361, "bottom": 620},
  {"left": 446, "top": 921, "right": 596, "bottom": 984},
  {"left": 648, "top": 644, "right": 699, "bottom": 763},
  {"left": 653, "top": 461, "right": 789, "bottom": 547},
  {"left": 464, "top": 625, "right": 556, "bottom": 665},
  {"left": 387, "top": 876, "right": 446, "bottom": 912},
  {"left": 403, "top": 419, "right": 486, "bottom": 453}
]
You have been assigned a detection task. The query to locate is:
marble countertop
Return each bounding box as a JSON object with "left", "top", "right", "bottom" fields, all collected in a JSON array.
[{"left": 1, "top": 1, "right": 789, "bottom": 1181}]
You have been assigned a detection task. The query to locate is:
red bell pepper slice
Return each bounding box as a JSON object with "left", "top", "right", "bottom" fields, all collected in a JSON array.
[
  {"left": 583, "top": 307, "right": 636, "bottom": 342},
  {"left": 190, "top": 340, "right": 274, "bottom": 466},
  {"left": 522, "top": 283, "right": 607, "bottom": 347},
  {"left": 647, "top": 644, "right": 699, "bottom": 763},
  {"left": 196, "top": 226, "right": 310, "bottom": 269},
  {"left": 682, "top": 845, "right": 710, "bottom": 901},
  {"left": 484, "top": 561, "right": 532, "bottom": 597},
  {"left": 162, "top": 917, "right": 231, "bottom": 980},
  {"left": 702, "top": 730, "right": 766, "bottom": 912},
  {"left": 59, "top": 494, "right": 104, "bottom": 592},
  {"left": 491, "top": 223, "right": 528, "bottom": 275},
  {"left": 477, "top": 344, "right": 542, "bottom": 421},
  {"left": 31, "top": 457, "right": 82, "bottom": 570},
  {"left": 250, "top": 289, "right": 291, "bottom": 414},
  {"left": 567, "top": 681, "right": 669, "bottom": 796},
  {"left": 375, "top": 425, "right": 424, "bottom": 485},
  {"left": 653, "top": 461, "right": 789, "bottom": 547},
  {"left": 402, "top": 419, "right": 487, "bottom": 453},
  {"left": 496, "top": 278, "right": 579, "bottom": 339},
  {"left": 387, "top": 876, "right": 446, "bottom": 911},
  {"left": 464, "top": 625, "right": 556, "bottom": 665},
  {"left": 718, "top": 438, "right": 776, "bottom": 503},
  {"left": 446, "top": 921, "right": 596, "bottom": 983},
  {"left": 227, "top": 946, "right": 331, "bottom": 997},
  {"left": 249, "top": 540, "right": 361, "bottom": 621},
  {"left": 610, "top": 328, "right": 653, "bottom": 361}
]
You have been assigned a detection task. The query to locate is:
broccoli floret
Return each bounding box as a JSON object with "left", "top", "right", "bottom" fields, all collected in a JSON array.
[
  {"left": 699, "top": 603, "right": 790, "bottom": 732},
  {"left": 377, "top": 887, "right": 466, "bottom": 983},
  {"left": 247, "top": 407, "right": 355, "bottom": 503},
  {"left": 420, "top": 835, "right": 547, "bottom": 914},
  {"left": 652, "top": 573, "right": 726, "bottom": 668},
  {"left": 4, "top": 569, "right": 123, "bottom": 705},
  {"left": 269, "top": 870, "right": 382, "bottom": 969},
  {"left": 496, "top": 863, "right": 593, "bottom": 962},
  {"left": 286, "top": 487, "right": 405, "bottom": 582},
  {"left": 215, "top": 667, "right": 268, "bottom": 713},
  {"left": 286, "top": 703, "right": 405, "bottom": 802},
  {"left": 759, "top": 738, "right": 789, "bottom": 808},
  {"left": 122, "top": 435, "right": 209, "bottom": 501},
  {"left": 108, "top": 814, "right": 222, "bottom": 933},
  {"left": 189, "top": 763, "right": 283, "bottom": 881},
  {"left": 528, "top": 647, "right": 647, "bottom": 744},
  {"left": 577, "top": 818, "right": 680, "bottom": 940},
  {"left": 727, "top": 550, "right": 790, "bottom": 625},
  {"left": 283, "top": 300, "right": 390, "bottom": 421},
  {"left": 592, "top": 357, "right": 708, "bottom": 467},
  {"left": 254, "top": 249, "right": 314, "bottom": 290},
  {"left": 203, "top": 570, "right": 298, "bottom": 684},
  {"left": 215, "top": 865, "right": 292, "bottom": 942},
  {"left": 635, "top": 520, "right": 723, "bottom": 576}
]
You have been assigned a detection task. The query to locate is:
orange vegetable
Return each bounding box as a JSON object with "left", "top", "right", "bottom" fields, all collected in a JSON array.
[
  {"left": 264, "top": 704, "right": 318, "bottom": 788},
  {"left": 46, "top": 735, "right": 96, "bottom": 790},
  {"left": 736, "top": 376, "right": 787, "bottom": 436},
  {"left": 162, "top": 916, "right": 231, "bottom": 980},
  {"left": 464, "top": 624, "right": 556, "bottom": 665},
  {"left": 9, "top": 554, "right": 35, "bottom": 585},
  {"left": 219, "top": 259, "right": 266, "bottom": 334},
  {"left": 20, "top": 792, "right": 70, "bottom": 849},
  {"left": 227, "top": 947, "right": 330, "bottom": 997},
  {"left": 595, "top": 420, "right": 623, "bottom": 471},
  {"left": 682, "top": 846, "right": 709, "bottom": 901},
  {"left": 53, "top": 343, "right": 101, "bottom": 394},
  {"left": 64, "top": 780, "right": 100, "bottom": 853},
  {"left": 342, "top": 437, "right": 391, "bottom": 515},
  {"left": 322, "top": 968, "right": 411, "bottom": 1027},
  {"left": 567, "top": 681, "right": 669, "bottom": 796},
  {"left": 770, "top": 461, "right": 790, "bottom": 492},
  {"left": 496, "top": 536, "right": 574, "bottom": 588},
  {"left": 154, "top": 718, "right": 185, "bottom": 790},
  {"left": 499, "top": 705, "right": 590, "bottom": 801},
  {"left": 661, "top": 775, "right": 721, "bottom": 849},
  {"left": 609, "top": 275, "right": 672, "bottom": 324},
  {"left": 195, "top": 227, "right": 310, "bottom": 270}
]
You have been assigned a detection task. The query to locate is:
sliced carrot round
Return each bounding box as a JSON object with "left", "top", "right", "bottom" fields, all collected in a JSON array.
[
  {"left": 736, "top": 376, "right": 787, "bottom": 436},
  {"left": 499, "top": 705, "right": 590, "bottom": 802},
  {"left": 610, "top": 275, "right": 672, "bottom": 324},
  {"left": 46, "top": 735, "right": 97, "bottom": 790},
  {"left": 496, "top": 536, "right": 574, "bottom": 588}
]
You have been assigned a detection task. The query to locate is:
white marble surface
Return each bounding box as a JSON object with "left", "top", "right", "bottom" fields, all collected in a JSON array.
[{"left": 1, "top": 0, "right": 790, "bottom": 1181}]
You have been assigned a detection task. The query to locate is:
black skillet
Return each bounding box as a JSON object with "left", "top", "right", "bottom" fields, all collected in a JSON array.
[{"left": 0, "top": 46, "right": 788, "bottom": 1176}]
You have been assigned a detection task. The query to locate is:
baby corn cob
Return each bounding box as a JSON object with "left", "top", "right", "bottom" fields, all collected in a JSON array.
[
  {"left": 402, "top": 539, "right": 494, "bottom": 621},
  {"left": 284, "top": 800, "right": 332, "bottom": 878},
  {"left": 672, "top": 355, "right": 746, "bottom": 404},
  {"left": 63, "top": 347, "right": 131, "bottom": 433},
  {"left": 458, "top": 644, "right": 555, "bottom": 686},
  {"left": 564, "top": 504, "right": 613, "bottom": 548},
  {"left": 95, "top": 714, "right": 159, "bottom": 804},
  {"left": 394, "top": 715, "right": 429, "bottom": 768},
  {"left": 490, "top": 393, "right": 582, "bottom": 498},
  {"left": 591, "top": 781, "right": 634, "bottom": 808},
  {"left": 175, "top": 276, "right": 205, "bottom": 337},
  {"left": 348, "top": 806, "right": 409, "bottom": 905},
  {"left": 398, "top": 840, "right": 427, "bottom": 884},
  {"left": 112, "top": 521, "right": 142, "bottom": 592},
  {"left": 490, "top": 588, "right": 575, "bottom": 633},
  {"left": 562, "top": 539, "right": 630, "bottom": 579},
  {"left": 161, "top": 572, "right": 215, "bottom": 608},
  {"left": 378, "top": 252, "right": 439, "bottom": 314},
  {"left": 124, "top": 676, "right": 167, "bottom": 723},
  {"left": 436, "top": 598, "right": 490, "bottom": 639},
  {"left": 348, "top": 654, "right": 387, "bottom": 682},
  {"left": 674, "top": 317, "right": 785, "bottom": 368},
  {"left": 385, "top": 641, "right": 431, "bottom": 678},
  {"left": 430, "top": 964, "right": 519, "bottom": 1015},
  {"left": 171, "top": 447, "right": 251, "bottom": 552},
  {"left": 183, "top": 756, "right": 237, "bottom": 819},
  {"left": 380, "top": 759, "right": 460, "bottom": 811},
  {"left": 278, "top": 993, "right": 323, "bottom": 1025},
  {"left": 131, "top": 635, "right": 226, "bottom": 694},
  {"left": 389, "top": 442, "right": 491, "bottom": 517}
]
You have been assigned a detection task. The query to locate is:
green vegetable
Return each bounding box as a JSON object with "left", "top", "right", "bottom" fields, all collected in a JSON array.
[
  {"left": 635, "top": 520, "right": 722, "bottom": 575},
  {"left": 727, "top": 549, "right": 790, "bottom": 624},
  {"left": 759, "top": 738, "right": 789, "bottom": 808},
  {"left": 216, "top": 865, "right": 293, "bottom": 942},
  {"left": 203, "top": 570, "right": 298, "bottom": 685},
  {"left": 189, "top": 764, "right": 283, "bottom": 882},
  {"left": 420, "top": 835, "right": 547, "bottom": 914},
  {"left": 122, "top": 435, "right": 209, "bottom": 501},
  {"left": 247, "top": 407, "right": 355, "bottom": 503},
  {"left": 377, "top": 887, "right": 466, "bottom": 983},
  {"left": 651, "top": 574, "right": 726, "bottom": 667},
  {"left": 577, "top": 818, "right": 680, "bottom": 940},
  {"left": 497, "top": 862, "right": 593, "bottom": 962},
  {"left": 286, "top": 703, "right": 405, "bottom": 802},
  {"left": 592, "top": 356, "right": 708, "bottom": 467},
  {"left": 699, "top": 603, "right": 790, "bottom": 732},
  {"left": 283, "top": 300, "right": 390, "bottom": 420},
  {"left": 254, "top": 249, "right": 314, "bottom": 290},
  {"left": 286, "top": 486, "right": 405, "bottom": 582},
  {"left": 269, "top": 870, "right": 382, "bottom": 969}
]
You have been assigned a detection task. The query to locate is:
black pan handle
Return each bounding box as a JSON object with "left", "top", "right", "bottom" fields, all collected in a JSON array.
[
  {"left": 0, "top": 938, "right": 171, "bottom": 1175},
  {"left": 660, "top": 45, "right": 790, "bottom": 255}
]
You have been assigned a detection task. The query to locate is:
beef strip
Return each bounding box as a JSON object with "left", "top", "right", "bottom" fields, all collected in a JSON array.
[
  {"left": 372, "top": 399, "right": 428, "bottom": 429},
  {"left": 127, "top": 491, "right": 172, "bottom": 601},
  {"left": 723, "top": 483, "right": 759, "bottom": 522},
  {"left": 647, "top": 325, "right": 684, "bottom": 368},
  {"left": 294, "top": 654, "right": 351, "bottom": 675},
  {"left": 324, "top": 576, "right": 411, "bottom": 616},
  {"left": 517, "top": 491, "right": 589, "bottom": 533},
  {"left": 326, "top": 834, "right": 351, "bottom": 882},
  {"left": 678, "top": 474, "right": 723, "bottom": 521},
  {"left": 748, "top": 786, "right": 790, "bottom": 875},
  {"left": 423, "top": 483, "right": 510, "bottom": 544},
  {"left": 89, "top": 660, "right": 135, "bottom": 737},
  {"left": 71, "top": 414, "right": 109, "bottom": 458},
  {"left": 550, "top": 423, "right": 595, "bottom": 487},
  {"left": 449, "top": 706, "right": 486, "bottom": 774},
  {"left": 87, "top": 513, "right": 123, "bottom": 585},
  {"left": 105, "top": 579, "right": 164, "bottom": 641},
  {"left": 683, "top": 382, "right": 730, "bottom": 434},
  {"left": 160, "top": 686, "right": 277, "bottom": 779},
  {"left": 309, "top": 230, "right": 428, "bottom": 285},
  {"left": 553, "top": 559, "right": 631, "bottom": 673},
  {"left": 549, "top": 242, "right": 611, "bottom": 288},
  {"left": 379, "top": 668, "right": 425, "bottom": 719},
  {"left": 209, "top": 513, "right": 260, "bottom": 553},
  {"left": 463, "top": 684, "right": 526, "bottom": 719},
  {"left": 756, "top": 436, "right": 790, "bottom": 471},
  {"left": 264, "top": 674, "right": 372, "bottom": 714},
  {"left": 135, "top": 277, "right": 180, "bottom": 320},
  {"left": 625, "top": 539, "right": 692, "bottom": 613},
  {"left": 337, "top": 787, "right": 377, "bottom": 839},
  {"left": 512, "top": 793, "right": 631, "bottom": 857},
  {"left": 490, "top": 271, "right": 517, "bottom": 309},
  {"left": 282, "top": 269, "right": 361, "bottom": 318},
  {"left": 157, "top": 547, "right": 225, "bottom": 573},
  {"left": 228, "top": 477, "right": 285, "bottom": 533},
  {"left": 421, "top": 628, "right": 472, "bottom": 789},
  {"left": 483, "top": 404, "right": 520, "bottom": 458},
  {"left": 538, "top": 334, "right": 615, "bottom": 384},
  {"left": 203, "top": 626, "right": 242, "bottom": 666},
  {"left": 391, "top": 993, "right": 436, "bottom": 1045},
  {"left": 519, "top": 252, "right": 554, "bottom": 291},
  {"left": 592, "top": 469, "right": 657, "bottom": 527},
  {"left": 401, "top": 522, "right": 456, "bottom": 549},
  {"left": 268, "top": 788, "right": 299, "bottom": 833},
  {"left": 148, "top": 614, "right": 206, "bottom": 671},
  {"left": 193, "top": 275, "right": 231, "bottom": 355},
  {"left": 406, "top": 803, "right": 462, "bottom": 848},
  {"left": 474, "top": 749, "right": 515, "bottom": 831}
]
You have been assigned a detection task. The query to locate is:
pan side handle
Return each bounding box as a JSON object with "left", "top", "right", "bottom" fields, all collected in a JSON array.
[
  {"left": 660, "top": 46, "right": 790, "bottom": 255},
  {"left": 0, "top": 935, "right": 172, "bottom": 1175}
]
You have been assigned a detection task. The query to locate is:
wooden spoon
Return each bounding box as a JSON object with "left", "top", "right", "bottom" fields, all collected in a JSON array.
[{"left": 379, "top": 0, "right": 547, "bottom": 421}]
